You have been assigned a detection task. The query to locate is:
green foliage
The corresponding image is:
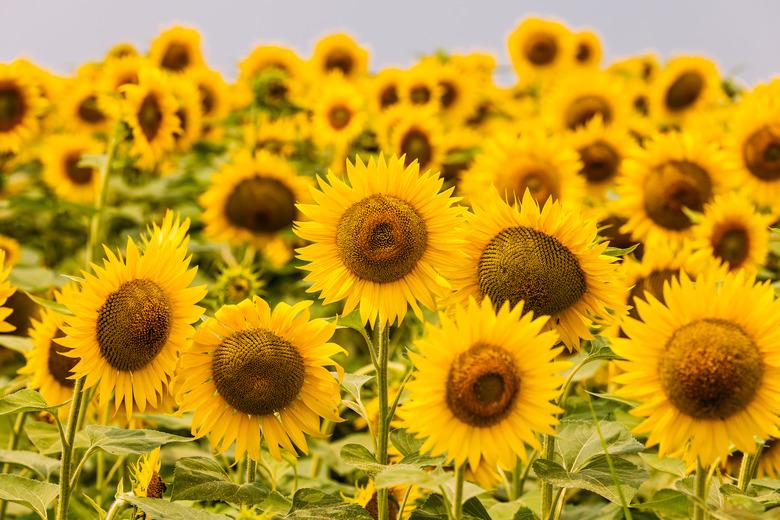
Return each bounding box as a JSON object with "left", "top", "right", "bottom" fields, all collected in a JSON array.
[
  {"left": 171, "top": 457, "right": 269, "bottom": 505},
  {"left": 0, "top": 474, "right": 58, "bottom": 520},
  {"left": 120, "top": 494, "right": 230, "bottom": 520},
  {"left": 285, "top": 488, "right": 373, "bottom": 519}
]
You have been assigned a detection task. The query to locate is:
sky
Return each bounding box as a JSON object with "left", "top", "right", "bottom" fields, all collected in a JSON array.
[{"left": 1, "top": 0, "right": 778, "bottom": 86}]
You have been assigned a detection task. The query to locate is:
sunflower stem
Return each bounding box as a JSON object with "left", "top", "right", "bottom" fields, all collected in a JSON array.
[
  {"left": 540, "top": 433, "right": 556, "bottom": 519},
  {"left": 0, "top": 412, "right": 27, "bottom": 520},
  {"left": 693, "top": 458, "right": 708, "bottom": 520},
  {"left": 86, "top": 123, "right": 119, "bottom": 266},
  {"left": 376, "top": 323, "right": 390, "bottom": 520},
  {"left": 247, "top": 458, "right": 257, "bottom": 483},
  {"left": 56, "top": 376, "right": 86, "bottom": 520},
  {"left": 103, "top": 497, "right": 128, "bottom": 520},
  {"left": 452, "top": 464, "right": 465, "bottom": 520},
  {"left": 737, "top": 442, "right": 764, "bottom": 492}
]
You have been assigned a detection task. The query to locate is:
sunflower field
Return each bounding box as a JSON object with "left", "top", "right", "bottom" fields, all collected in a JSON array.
[{"left": 1, "top": 15, "right": 780, "bottom": 520}]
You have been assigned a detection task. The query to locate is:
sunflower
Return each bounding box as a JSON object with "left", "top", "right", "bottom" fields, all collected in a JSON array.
[
  {"left": 758, "top": 439, "right": 780, "bottom": 478},
  {"left": 384, "top": 108, "right": 445, "bottom": 173},
  {"left": 295, "top": 154, "right": 464, "bottom": 327},
  {"left": 368, "top": 67, "right": 404, "bottom": 113},
  {"left": 149, "top": 25, "right": 205, "bottom": 74},
  {"left": 459, "top": 130, "right": 585, "bottom": 207},
  {"left": 689, "top": 192, "right": 771, "bottom": 275},
  {"left": 572, "top": 30, "right": 602, "bottom": 68},
  {"left": 18, "top": 284, "right": 80, "bottom": 412},
  {"left": 169, "top": 75, "right": 204, "bottom": 152},
  {"left": 399, "top": 64, "right": 441, "bottom": 110},
  {"left": 310, "top": 77, "right": 367, "bottom": 152},
  {"left": 615, "top": 131, "right": 729, "bottom": 245},
  {"left": 98, "top": 55, "right": 144, "bottom": 94},
  {"left": 247, "top": 113, "right": 301, "bottom": 157},
  {"left": 0, "top": 250, "right": 15, "bottom": 333},
  {"left": 186, "top": 66, "right": 230, "bottom": 125},
  {"left": 176, "top": 297, "right": 344, "bottom": 461},
  {"left": 105, "top": 42, "right": 138, "bottom": 60},
  {"left": 199, "top": 150, "right": 311, "bottom": 248},
  {"left": 348, "top": 479, "right": 422, "bottom": 520},
  {"left": 569, "top": 116, "right": 632, "bottom": 198},
  {"left": 431, "top": 61, "right": 478, "bottom": 124},
  {"left": 542, "top": 69, "right": 631, "bottom": 131},
  {"left": 439, "top": 128, "right": 481, "bottom": 184},
  {"left": 311, "top": 33, "right": 369, "bottom": 79},
  {"left": 613, "top": 269, "right": 780, "bottom": 467},
  {"left": 40, "top": 134, "right": 102, "bottom": 203},
  {"left": 121, "top": 67, "right": 181, "bottom": 169},
  {"left": 507, "top": 17, "right": 574, "bottom": 84},
  {"left": 0, "top": 235, "right": 20, "bottom": 267},
  {"left": 608, "top": 53, "right": 660, "bottom": 83},
  {"left": 724, "top": 96, "right": 780, "bottom": 208},
  {"left": 238, "top": 44, "right": 306, "bottom": 86},
  {"left": 132, "top": 448, "right": 166, "bottom": 498},
  {"left": 59, "top": 212, "right": 206, "bottom": 417},
  {"left": 59, "top": 78, "right": 113, "bottom": 134},
  {"left": 446, "top": 190, "right": 626, "bottom": 349},
  {"left": 650, "top": 56, "right": 723, "bottom": 124},
  {"left": 400, "top": 297, "right": 566, "bottom": 471},
  {"left": 0, "top": 62, "right": 46, "bottom": 153}
]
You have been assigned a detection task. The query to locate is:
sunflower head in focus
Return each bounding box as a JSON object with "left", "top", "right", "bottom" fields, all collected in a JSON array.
[
  {"left": 613, "top": 269, "right": 780, "bottom": 467},
  {"left": 542, "top": 70, "right": 631, "bottom": 131},
  {"left": 459, "top": 130, "right": 585, "bottom": 207},
  {"left": 200, "top": 150, "right": 311, "bottom": 248},
  {"left": 149, "top": 25, "right": 205, "bottom": 74},
  {"left": 572, "top": 30, "right": 602, "bottom": 68},
  {"left": 401, "top": 297, "right": 566, "bottom": 470},
  {"left": 311, "top": 33, "right": 369, "bottom": 80},
  {"left": 650, "top": 56, "right": 723, "bottom": 123},
  {"left": 383, "top": 107, "right": 445, "bottom": 173},
  {"left": 40, "top": 134, "right": 102, "bottom": 203},
  {"left": 59, "top": 212, "right": 206, "bottom": 417},
  {"left": 446, "top": 190, "right": 626, "bottom": 349},
  {"left": 121, "top": 67, "right": 181, "bottom": 169},
  {"left": 132, "top": 447, "right": 166, "bottom": 498},
  {"left": 176, "top": 297, "right": 344, "bottom": 461},
  {"left": 295, "top": 154, "right": 465, "bottom": 327},
  {"left": 0, "top": 235, "right": 20, "bottom": 267},
  {"left": 507, "top": 17, "right": 573, "bottom": 84},
  {"left": 570, "top": 116, "right": 632, "bottom": 198},
  {"left": 0, "top": 62, "right": 46, "bottom": 153},
  {"left": 615, "top": 131, "right": 729, "bottom": 246},
  {"left": 19, "top": 283, "right": 80, "bottom": 415}
]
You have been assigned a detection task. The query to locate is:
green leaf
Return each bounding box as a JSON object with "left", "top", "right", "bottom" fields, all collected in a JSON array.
[
  {"left": 374, "top": 464, "right": 451, "bottom": 491},
  {"left": 24, "top": 292, "right": 73, "bottom": 315},
  {"left": 0, "top": 474, "right": 59, "bottom": 520},
  {"left": 119, "top": 494, "right": 229, "bottom": 520},
  {"left": 484, "top": 500, "right": 536, "bottom": 520},
  {"left": 336, "top": 309, "right": 368, "bottom": 333},
  {"left": 604, "top": 243, "right": 639, "bottom": 257},
  {"left": 639, "top": 452, "right": 687, "bottom": 477},
  {"left": 26, "top": 421, "right": 88, "bottom": 455},
  {"left": 285, "top": 488, "right": 372, "bottom": 519},
  {"left": 556, "top": 420, "right": 645, "bottom": 472},
  {"left": 533, "top": 456, "right": 646, "bottom": 504},
  {"left": 340, "top": 443, "right": 385, "bottom": 476},
  {"left": 340, "top": 373, "right": 373, "bottom": 424},
  {"left": 0, "top": 335, "right": 33, "bottom": 353},
  {"left": 132, "top": 413, "right": 193, "bottom": 432},
  {"left": 0, "top": 449, "right": 60, "bottom": 479},
  {"left": 84, "top": 425, "right": 193, "bottom": 455},
  {"left": 391, "top": 429, "right": 444, "bottom": 467},
  {"left": 409, "top": 494, "right": 486, "bottom": 520},
  {"left": 0, "top": 389, "right": 62, "bottom": 416},
  {"left": 170, "top": 457, "right": 269, "bottom": 505},
  {"left": 634, "top": 488, "right": 690, "bottom": 519}
]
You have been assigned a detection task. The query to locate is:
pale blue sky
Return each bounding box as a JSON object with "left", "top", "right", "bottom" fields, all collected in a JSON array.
[{"left": 1, "top": 0, "right": 778, "bottom": 86}]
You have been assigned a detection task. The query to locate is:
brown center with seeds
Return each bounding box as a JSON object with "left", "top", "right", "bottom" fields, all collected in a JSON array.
[
  {"left": 160, "top": 43, "right": 191, "bottom": 72},
  {"left": 0, "top": 83, "right": 25, "bottom": 132},
  {"left": 643, "top": 160, "right": 712, "bottom": 231},
  {"left": 713, "top": 226, "right": 750, "bottom": 269},
  {"left": 324, "top": 50, "right": 354, "bottom": 75},
  {"left": 440, "top": 81, "right": 458, "bottom": 109},
  {"left": 446, "top": 344, "right": 519, "bottom": 427},
  {"left": 212, "top": 328, "right": 305, "bottom": 416},
  {"left": 400, "top": 129, "right": 433, "bottom": 169},
  {"left": 525, "top": 34, "right": 558, "bottom": 66},
  {"left": 138, "top": 94, "right": 163, "bottom": 140},
  {"left": 627, "top": 268, "right": 679, "bottom": 320},
  {"left": 77, "top": 95, "right": 106, "bottom": 124},
  {"left": 224, "top": 176, "right": 297, "bottom": 234},
  {"left": 410, "top": 85, "right": 431, "bottom": 105},
  {"left": 575, "top": 43, "right": 591, "bottom": 63},
  {"left": 48, "top": 329, "right": 77, "bottom": 388},
  {"left": 478, "top": 226, "right": 586, "bottom": 316},
  {"left": 327, "top": 105, "right": 352, "bottom": 130},
  {"left": 336, "top": 194, "right": 427, "bottom": 283},
  {"left": 743, "top": 126, "right": 780, "bottom": 181},
  {"left": 659, "top": 318, "right": 762, "bottom": 419},
  {"left": 565, "top": 95, "right": 612, "bottom": 129},
  {"left": 96, "top": 279, "right": 172, "bottom": 372},
  {"left": 64, "top": 152, "right": 94, "bottom": 185},
  {"left": 379, "top": 85, "right": 399, "bottom": 108},
  {"left": 665, "top": 71, "right": 704, "bottom": 112},
  {"left": 578, "top": 141, "right": 620, "bottom": 183}
]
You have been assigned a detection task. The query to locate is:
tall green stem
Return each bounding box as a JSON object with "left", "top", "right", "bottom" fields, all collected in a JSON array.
[
  {"left": 0, "top": 413, "right": 27, "bottom": 520},
  {"left": 103, "top": 498, "right": 128, "bottom": 520},
  {"left": 376, "top": 324, "right": 390, "bottom": 520},
  {"left": 737, "top": 443, "right": 764, "bottom": 492},
  {"left": 540, "top": 434, "right": 556, "bottom": 518},
  {"left": 693, "top": 458, "right": 708, "bottom": 520},
  {"left": 452, "top": 464, "right": 465, "bottom": 520},
  {"left": 55, "top": 377, "right": 85, "bottom": 520}
]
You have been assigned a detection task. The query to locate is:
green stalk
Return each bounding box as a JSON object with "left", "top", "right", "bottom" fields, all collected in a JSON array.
[
  {"left": 55, "top": 377, "right": 86, "bottom": 520},
  {"left": 0, "top": 412, "right": 28, "bottom": 520},
  {"left": 376, "top": 323, "right": 390, "bottom": 520},
  {"left": 452, "top": 464, "right": 465, "bottom": 520},
  {"left": 540, "top": 434, "right": 556, "bottom": 518},
  {"left": 737, "top": 443, "right": 764, "bottom": 492},
  {"left": 693, "top": 458, "right": 708, "bottom": 520},
  {"left": 103, "top": 498, "right": 128, "bottom": 520},
  {"left": 247, "top": 458, "right": 257, "bottom": 483}
]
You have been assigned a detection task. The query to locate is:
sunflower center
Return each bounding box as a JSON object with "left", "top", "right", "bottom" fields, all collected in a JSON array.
[
  {"left": 445, "top": 343, "right": 518, "bottom": 427},
  {"left": 565, "top": 95, "right": 612, "bottom": 129},
  {"left": 379, "top": 85, "right": 398, "bottom": 108},
  {"left": 400, "top": 129, "right": 433, "bottom": 169},
  {"left": 659, "top": 318, "right": 762, "bottom": 420},
  {"left": 665, "top": 71, "right": 704, "bottom": 112},
  {"left": 627, "top": 268, "right": 679, "bottom": 320},
  {"left": 525, "top": 34, "right": 558, "bottom": 66},
  {"left": 713, "top": 226, "right": 750, "bottom": 269},
  {"left": 410, "top": 85, "right": 431, "bottom": 105},
  {"left": 96, "top": 279, "right": 172, "bottom": 372},
  {"left": 336, "top": 194, "right": 428, "bottom": 284},
  {"left": 198, "top": 85, "right": 215, "bottom": 116},
  {"left": 160, "top": 43, "right": 191, "bottom": 72},
  {"left": 138, "top": 94, "right": 163, "bottom": 141},
  {"left": 328, "top": 105, "right": 352, "bottom": 130},
  {"left": 0, "top": 83, "right": 25, "bottom": 133},
  {"left": 633, "top": 95, "right": 649, "bottom": 116},
  {"left": 579, "top": 141, "right": 619, "bottom": 183},
  {"left": 576, "top": 43, "right": 591, "bottom": 63},
  {"left": 478, "top": 226, "right": 586, "bottom": 316},
  {"left": 643, "top": 160, "right": 712, "bottom": 231},
  {"left": 174, "top": 108, "right": 188, "bottom": 141},
  {"left": 146, "top": 473, "right": 166, "bottom": 499},
  {"left": 77, "top": 95, "right": 106, "bottom": 124},
  {"left": 224, "top": 176, "right": 297, "bottom": 234},
  {"left": 212, "top": 328, "right": 305, "bottom": 416},
  {"left": 48, "top": 329, "right": 77, "bottom": 388},
  {"left": 440, "top": 81, "right": 458, "bottom": 108},
  {"left": 743, "top": 126, "right": 780, "bottom": 181},
  {"left": 515, "top": 169, "right": 559, "bottom": 204},
  {"left": 324, "top": 51, "right": 354, "bottom": 75},
  {"left": 64, "top": 153, "right": 94, "bottom": 185}
]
